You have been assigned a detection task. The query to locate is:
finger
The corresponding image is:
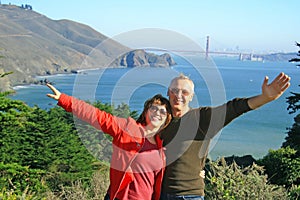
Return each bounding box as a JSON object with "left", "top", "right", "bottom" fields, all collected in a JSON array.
[
  {"left": 46, "top": 83, "right": 58, "bottom": 94},
  {"left": 263, "top": 76, "right": 269, "bottom": 87},
  {"left": 276, "top": 72, "right": 289, "bottom": 84},
  {"left": 46, "top": 83, "right": 54, "bottom": 90},
  {"left": 277, "top": 72, "right": 285, "bottom": 79},
  {"left": 46, "top": 94, "right": 55, "bottom": 99},
  {"left": 281, "top": 82, "right": 291, "bottom": 92},
  {"left": 278, "top": 74, "right": 291, "bottom": 87}
]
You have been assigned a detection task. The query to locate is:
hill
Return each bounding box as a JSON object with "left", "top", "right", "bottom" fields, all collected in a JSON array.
[
  {"left": 0, "top": 4, "right": 175, "bottom": 91},
  {"left": 262, "top": 52, "right": 298, "bottom": 62}
]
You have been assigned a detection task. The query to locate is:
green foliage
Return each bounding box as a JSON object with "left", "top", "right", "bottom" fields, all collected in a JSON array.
[
  {"left": 112, "top": 102, "right": 139, "bottom": 119},
  {"left": 284, "top": 41, "right": 300, "bottom": 151},
  {"left": 0, "top": 164, "right": 110, "bottom": 200},
  {"left": 0, "top": 96, "right": 96, "bottom": 192},
  {"left": 284, "top": 81, "right": 300, "bottom": 152},
  {"left": 282, "top": 114, "right": 300, "bottom": 152},
  {"left": 257, "top": 147, "right": 300, "bottom": 187},
  {"left": 0, "top": 71, "right": 13, "bottom": 78},
  {"left": 91, "top": 100, "right": 139, "bottom": 119},
  {"left": 48, "top": 165, "right": 110, "bottom": 200},
  {"left": 0, "top": 70, "right": 15, "bottom": 96},
  {"left": 288, "top": 184, "right": 300, "bottom": 200},
  {"left": 205, "top": 158, "right": 288, "bottom": 200},
  {"left": 289, "top": 42, "right": 300, "bottom": 67},
  {"left": 0, "top": 91, "right": 15, "bottom": 97},
  {"left": 0, "top": 188, "right": 41, "bottom": 200},
  {"left": 0, "top": 94, "right": 141, "bottom": 195},
  {"left": 0, "top": 162, "right": 47, "bottom": 196},
  {"left": 286, "top": 92, "right": 300, "bottom": 114}
]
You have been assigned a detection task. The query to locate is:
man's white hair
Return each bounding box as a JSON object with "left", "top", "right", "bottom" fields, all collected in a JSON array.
[{"left": 169, "top": 73, "right": 194, "bottom": 92}]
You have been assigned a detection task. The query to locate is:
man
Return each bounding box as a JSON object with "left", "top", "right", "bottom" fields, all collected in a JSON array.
[{"left": 159, "top": 72, "right": 291, "bottom": 200}]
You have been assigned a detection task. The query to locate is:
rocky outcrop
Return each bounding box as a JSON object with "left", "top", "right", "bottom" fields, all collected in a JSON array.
[{"left": 113, "top": 49, "right": 176, "bottom": 67}]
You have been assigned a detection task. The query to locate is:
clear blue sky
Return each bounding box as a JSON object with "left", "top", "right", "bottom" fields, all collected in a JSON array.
[{"left": 2, "top": 0, "right": 300, "bottom": 53}]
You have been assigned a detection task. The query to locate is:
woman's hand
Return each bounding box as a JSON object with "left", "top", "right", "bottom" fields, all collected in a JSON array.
[{"left": 46, "top": 83, "right": 61, "bottom": 101}]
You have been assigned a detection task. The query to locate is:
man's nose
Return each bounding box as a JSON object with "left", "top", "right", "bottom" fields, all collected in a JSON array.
[{"left": 174, "top": 90, "right": 183, "bottom": 98}]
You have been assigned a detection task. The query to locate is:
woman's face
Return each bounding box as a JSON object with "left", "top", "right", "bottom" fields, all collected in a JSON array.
[{"left": 145, "top": 103, "right": 168, "bottom": 128}]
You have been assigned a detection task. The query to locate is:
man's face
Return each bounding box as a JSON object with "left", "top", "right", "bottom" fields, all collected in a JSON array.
[{"left": 168, "top": 79, "right": 194, "bottom": 112}]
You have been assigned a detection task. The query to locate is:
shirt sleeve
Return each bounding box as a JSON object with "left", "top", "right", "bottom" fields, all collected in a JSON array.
[
  {"left": 200, "top": 98, "right": 252, "bottom": 138},
  {"left": 57, "top": 93, "right": 127, "bottom": 137}
]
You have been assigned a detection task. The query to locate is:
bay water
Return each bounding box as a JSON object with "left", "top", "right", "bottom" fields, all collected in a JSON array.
[{"left": 10, "top": 55, "right": 299, "bottom": 160}]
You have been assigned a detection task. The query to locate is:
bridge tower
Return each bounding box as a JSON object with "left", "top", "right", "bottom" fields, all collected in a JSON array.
[
  {"left": 205, "top": 36, "right": 209, "bottom": 60},
  {"left": 239, "top": 53, "right": 243, "bottom": 61}
]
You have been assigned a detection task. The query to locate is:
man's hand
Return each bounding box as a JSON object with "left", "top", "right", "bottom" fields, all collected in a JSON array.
[
  {"left": 46, "top": 83, "right": 61, "bottom": 101},
  {"left": 262, "top": 72, "right": 291, "bottom": 101},
  {"left": 248, "top": 72, "right": 291, "bottom": 109},
  {"left": 199, "top": 170, "right": 205, "bottom": 179}
]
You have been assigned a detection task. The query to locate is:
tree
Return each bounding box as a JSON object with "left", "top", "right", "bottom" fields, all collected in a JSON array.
[
  {"left": 257, "top": 147, "right": 300, "bottom": 187},
  {"left": 289, "top": 42, "right": 300, "bottom": 66},
  {"left": 257, "top": 42, "right": 300, "bottom": 199},
  {"left": 282, "top": 42, "right": 300, "bottom": 151},
  {"left": 0, "top": 96, "right": 97, "bottom": 191}
]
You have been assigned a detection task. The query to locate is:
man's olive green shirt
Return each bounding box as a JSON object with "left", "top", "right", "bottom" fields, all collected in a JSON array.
[{"left": 160, "top": 98, "right": 252, "bottom": 196}]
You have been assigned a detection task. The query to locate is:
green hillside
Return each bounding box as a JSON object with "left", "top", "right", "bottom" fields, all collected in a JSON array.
[{"left": 0, "top": 4, "right": 130, "bottom": 91}]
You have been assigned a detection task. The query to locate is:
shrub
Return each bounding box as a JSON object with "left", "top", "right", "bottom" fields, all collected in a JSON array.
[
  {"left": 257, "top": 147, "right": 300, "bottom": 187},
  {"left": 43, "top": 164, "right": 109, "bottom": 200},
  {"left": 288, "top": 184, "right": 300, "bottom": 200},
  {"left": 204, "top": 158, "right": 287, "bottom": 200},
  {"left": 0, "top": 162, "right": 47, "bottom": 196}
]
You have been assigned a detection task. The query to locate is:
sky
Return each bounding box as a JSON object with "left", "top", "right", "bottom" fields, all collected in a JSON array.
[{"left": 2, "top": 0, "right": 300, "bottom": 53}]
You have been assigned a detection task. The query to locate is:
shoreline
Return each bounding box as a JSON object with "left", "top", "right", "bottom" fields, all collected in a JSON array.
[
  {"left": 11, "top": 67, "right": 106, "bottom": 90},
  {"left": 10, "top": 65, "right": 158, "bottom": 90}
]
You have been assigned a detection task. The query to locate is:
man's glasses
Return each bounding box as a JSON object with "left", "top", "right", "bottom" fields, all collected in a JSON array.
[
  {"left": 169, "top": 88, "right": 190, "bottom": 96},
  {"left": 149, "top": 105, "right": 167, "bottom": 116}
]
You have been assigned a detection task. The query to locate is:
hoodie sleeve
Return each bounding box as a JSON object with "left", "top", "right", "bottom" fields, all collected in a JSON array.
[{"left": 57, "top": 93, "right": 127, "bottom": 137}]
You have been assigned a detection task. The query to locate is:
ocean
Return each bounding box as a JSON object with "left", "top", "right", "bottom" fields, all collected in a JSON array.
[{"left": 10, "top": 54, "right": 299, "bottom": 160}]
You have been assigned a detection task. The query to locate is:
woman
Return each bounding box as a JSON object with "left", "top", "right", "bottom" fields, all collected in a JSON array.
[{"left": 46, "top": 83, "right": 172, "bottom": 200}]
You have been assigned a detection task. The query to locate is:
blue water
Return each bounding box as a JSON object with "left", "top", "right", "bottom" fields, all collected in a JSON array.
[{"left": 10, "top": 55, "right": 299, "bottom": 160}]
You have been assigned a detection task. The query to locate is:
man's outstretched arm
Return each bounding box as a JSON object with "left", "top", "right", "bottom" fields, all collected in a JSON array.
[{"left": 248, "top": 72, "right": 291, "bottom": 110}]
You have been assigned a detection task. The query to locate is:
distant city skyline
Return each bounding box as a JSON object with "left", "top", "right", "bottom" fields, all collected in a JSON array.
[{"left": 2, "top": 0, "right": 300, "bottom": 53}]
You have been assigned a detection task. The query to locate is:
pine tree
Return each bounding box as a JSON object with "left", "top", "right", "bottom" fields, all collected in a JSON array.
[{"left": 282, "top": 42, "right": 300, "bottom": 152}]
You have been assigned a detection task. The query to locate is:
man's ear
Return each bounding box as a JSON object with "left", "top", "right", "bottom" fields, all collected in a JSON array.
[{"left": 189, "top": 93, "right": 194, "bottom": 102}]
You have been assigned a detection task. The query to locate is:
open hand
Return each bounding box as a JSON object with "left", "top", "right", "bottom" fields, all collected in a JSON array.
[
  {"left": 46, "top": 83, "right": 61, "bottom": 101},
  {"left": 248, "top": 72, "right": 291, "bottom": 109},
  {"left": 262, "top": 72, "right": 291, "bottom": 101}
]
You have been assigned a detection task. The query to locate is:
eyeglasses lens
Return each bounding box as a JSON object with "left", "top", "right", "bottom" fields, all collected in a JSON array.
[{"left": 149, "top": 106, "right": 167, "bottom": 116}]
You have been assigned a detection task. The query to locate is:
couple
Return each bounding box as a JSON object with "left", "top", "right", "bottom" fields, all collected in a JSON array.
[{"left": 46, "top": 72, "right": 290, "bottom": 200}]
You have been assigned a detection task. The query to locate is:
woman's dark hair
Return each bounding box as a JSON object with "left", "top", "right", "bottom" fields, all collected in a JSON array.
[{"left": 136, "top": 94, "right": 172, "bottom": 130}]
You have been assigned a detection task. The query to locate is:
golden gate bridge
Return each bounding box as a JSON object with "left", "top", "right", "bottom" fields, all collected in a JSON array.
[{"left": 144, "top": 36, "right": 264, "bottom": 61}]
